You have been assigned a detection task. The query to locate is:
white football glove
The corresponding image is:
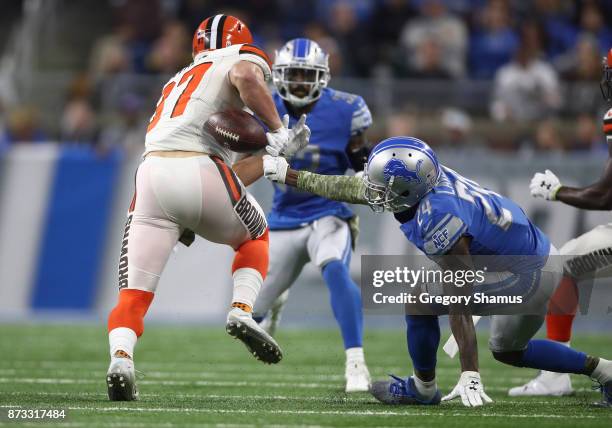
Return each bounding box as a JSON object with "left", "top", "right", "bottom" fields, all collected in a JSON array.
[
  {"left": 265, "top": 114, "right": 310, "bottom": 157},
  {"left": 442, "top": 371, "right": 493, "bottom": 407},
  {"left": 263, "top": 155, "right": 289, "bottom": 184},
  {"left": 530, "top": 169, "right": 562, "bottom": 201}
]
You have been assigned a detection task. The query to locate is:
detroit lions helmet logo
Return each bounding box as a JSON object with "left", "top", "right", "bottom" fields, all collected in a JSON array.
[{"left": 383, "top": 158, "right": 423, "bottom": 185}]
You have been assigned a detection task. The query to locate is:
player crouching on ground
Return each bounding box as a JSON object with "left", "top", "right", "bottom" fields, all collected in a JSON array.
[
  {"left": 251, "top": 38, "right": 372, "bottom": 392},
  {"left": 263, "top": 137, "right": 612, "bottom": 408},
  {"left": 106, "top": 14, "right": 309, "bottom": 401}
]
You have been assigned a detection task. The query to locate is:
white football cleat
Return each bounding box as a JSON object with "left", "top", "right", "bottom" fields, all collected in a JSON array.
[
  {"left": 260, "top": 290, "right": 289, "bottom": 337},
  {"left": 106, "top": 357, "right": 138, "bottom": 401},
  {"left": 508, "top": 371, "right": 574, "bottom": 397},
  {"left": 226, "top": 307, "right": 283, "bottom": 364},
  {"left": 345, "top": 359, "right": 371, "bottom": 393}
]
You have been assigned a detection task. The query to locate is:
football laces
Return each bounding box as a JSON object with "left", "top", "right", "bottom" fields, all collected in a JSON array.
[{"left": 215, "top": 126, "right": 240, "bottom": 142}]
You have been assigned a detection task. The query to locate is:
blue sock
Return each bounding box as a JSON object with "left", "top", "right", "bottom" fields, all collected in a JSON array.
[
  {"left": 321, "top": 259, "right": 363, "bottom": 349},
  {"left": 405, "top": 315, "right": 440, "bottom": 372},
  {"left": 519, "top": 339, "right": 587, "bottom": 374}
]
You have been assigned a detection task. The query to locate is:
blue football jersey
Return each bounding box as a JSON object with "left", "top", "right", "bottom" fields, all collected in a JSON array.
[
  {"left": 399, "top": 166, "right": 550, "bottom": 272},
  {"left": 268, "top": 88, "right": 372, "bottom": 229}
]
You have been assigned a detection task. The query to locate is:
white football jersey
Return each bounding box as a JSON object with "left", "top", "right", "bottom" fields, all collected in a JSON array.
[{"left": 144, "top": 44, "right": 271, "bottom": 164}]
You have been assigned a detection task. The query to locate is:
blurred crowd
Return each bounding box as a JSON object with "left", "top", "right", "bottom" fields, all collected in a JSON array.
[{"left": 1, "top": 0, "right": 612, "bottom": 155}]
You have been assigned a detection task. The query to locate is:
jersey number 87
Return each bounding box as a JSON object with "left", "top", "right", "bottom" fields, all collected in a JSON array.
[{"left": 147, "top": 62, "right": 212, "bottom": 133}]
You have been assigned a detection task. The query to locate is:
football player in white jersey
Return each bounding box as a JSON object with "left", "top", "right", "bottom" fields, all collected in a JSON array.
[
  {"left": 521, "top": 48, "right": 612, "bottom": 398},
  {"left": 105, "top": 14, "right": 309, "bottom": 401}
]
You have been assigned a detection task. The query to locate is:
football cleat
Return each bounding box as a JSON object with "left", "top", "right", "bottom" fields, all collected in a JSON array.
[
  {"left": 226, "top": 307, "right": 283, "bottom": 364},
  {"left": 106, "top": 357, "right": 138, "bottom": 401},
  {"left": 508, "top": 371, "right": 574, "bottom": 397},
  {"left": 260, "top": 290, "right": 289, "bottom": 337},
  {"left": 371, "top": 375, "right": 441, "bottom": 405},
  {"left": 345, "top": 359, "right": 371, "bottom": 393},
  {"left": 593, "top": 380, "right": 612, "bottom": 407}
]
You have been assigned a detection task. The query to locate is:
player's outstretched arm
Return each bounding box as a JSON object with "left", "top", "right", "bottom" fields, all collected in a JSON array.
[
  {"left": 555, "top": 156, "right": 612, "bottom": 210},
  {"left": 262, "top": 155, "right": 368, "bottom": 205},
  {"left": 438, "top": 236, "right": 492, "bottom": 407},
  {"left": 232, "top": 154, "right": 264, "bottom": 186},
  {"left": 530, "top": 127, "right": 612, "bottom": 209},
  {"left": 229, "top": 61, "right": 283, "bottom": 131}
]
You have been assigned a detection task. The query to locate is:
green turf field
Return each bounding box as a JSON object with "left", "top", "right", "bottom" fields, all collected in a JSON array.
[{"left": 0, "top": 324, "right": 610, "bottom": 427}]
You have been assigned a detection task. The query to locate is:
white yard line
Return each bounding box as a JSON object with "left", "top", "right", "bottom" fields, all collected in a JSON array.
[
  {"left": 0, "top": 377, "right": 333, "bottom": 389},
  {"left": 0, "top": 377, "right": 597, "bottom": 393}
]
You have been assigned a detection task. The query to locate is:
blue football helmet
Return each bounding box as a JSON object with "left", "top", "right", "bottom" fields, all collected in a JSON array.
[
  {"left": 364, "top": 137, "right": 441, "bottom": 213},
  {"left": 273, "top": 38, "right": 330, "bottom": 107}
]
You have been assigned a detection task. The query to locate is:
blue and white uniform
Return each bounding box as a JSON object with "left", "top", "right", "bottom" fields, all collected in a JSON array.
[
  {"left": 254, "top": 88, "right": 372, "bottom": 330},
  {"left": 268, "top": 88, "right": 371, "bottom": 229},
  {"left": 389, "top": 167, "right": 561, "bottom": 352},
  {"left": 398, "top": 166, "right": 558, "bottom": 318},
  {"left": 403, "top": 166, "right": 550, "bottom": 268}
]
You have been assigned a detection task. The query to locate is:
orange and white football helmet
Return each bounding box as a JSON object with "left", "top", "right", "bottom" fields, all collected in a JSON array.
[{"left": 192, "top": 14, "right": 253, "bottom": 58}]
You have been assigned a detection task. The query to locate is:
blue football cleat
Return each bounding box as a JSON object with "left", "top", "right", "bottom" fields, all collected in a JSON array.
[
  {"left": 593, "top": 380, "right": 612, "bottom": 407},
  {"left": 371, "top": 375, "right": 441, "bottom": 405}
]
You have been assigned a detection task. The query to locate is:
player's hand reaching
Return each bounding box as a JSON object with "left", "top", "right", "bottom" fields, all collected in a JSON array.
[
  {"left": 442, "top": 371, "right": 493, "bottom": 407},
  {"left": 530, "top": 169, "right": 562, "bottom": 201},
  {"left": 266, "top": 114, "right": 311, "bottom": 157},
  {"left": 263, "top": 155, "right": 289, "bottom": 184}
]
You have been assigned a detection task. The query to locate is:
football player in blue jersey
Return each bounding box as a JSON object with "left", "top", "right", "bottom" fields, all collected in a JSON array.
[
  {"left": 252, "top": 38, "right": 373, "bottom": 392},
  {"left": 262, "top": 136, "right": 612, "bottom": 408}
]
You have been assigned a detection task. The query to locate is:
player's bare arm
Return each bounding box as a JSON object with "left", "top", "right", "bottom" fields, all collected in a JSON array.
[
  {"left": 556, "top": 155, "right": 612, "bottom": 210},
  {"left": 439, "top": 236, "right": 479, "bottom": 374},
  {"left": 438, "top": 236, "right": 491, "bottom": 407},
  {"left": 530, "top": 146, "right": 612, "bottom": 210},
  {"left": 232, "top": 154, "right": 264, "bottom": 186},
  {"left": 229, "top": 61, "right": 282, "bottom": 131}
]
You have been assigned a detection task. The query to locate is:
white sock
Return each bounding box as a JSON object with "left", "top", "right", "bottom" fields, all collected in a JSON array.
[
  {"left": 109, "top": 327, "right": 137, "bottom": 359},
  {"left": 346, "top": 347, "right": 365, "bottom": 363},
  {"left": 413, "top": 372, "right": 437, "bottom": 399},
  {"left": 592, "top": 358, "right": 612, "bottom": 384},
  {"left": 232, "top": 268, "right": 263, "bottom": 309}
]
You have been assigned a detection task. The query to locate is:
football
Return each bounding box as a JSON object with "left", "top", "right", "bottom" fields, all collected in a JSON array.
[{"left": 205, "top": 109, "right": 267, "bottom": 153}]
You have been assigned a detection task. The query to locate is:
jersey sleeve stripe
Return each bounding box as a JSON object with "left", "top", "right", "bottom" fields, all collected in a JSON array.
[{"left": 239, "top": 44, "right": 272, "bottom": 67}]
